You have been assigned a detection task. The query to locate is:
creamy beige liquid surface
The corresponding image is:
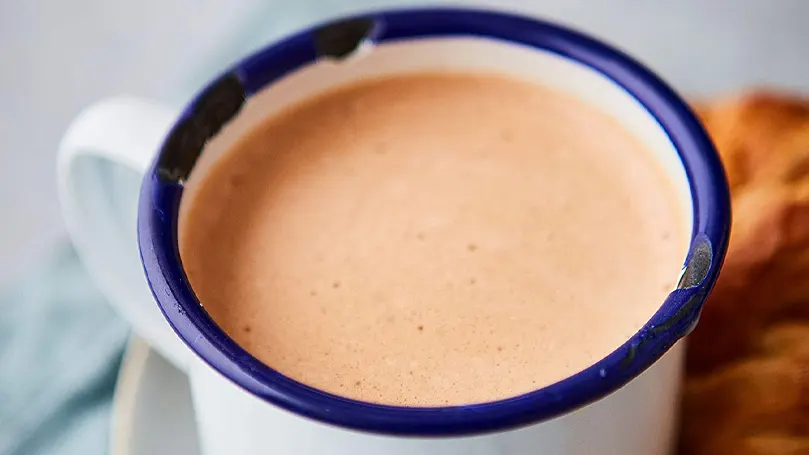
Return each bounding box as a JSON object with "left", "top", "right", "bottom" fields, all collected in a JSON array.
[{"left": 179, "top": 73, "right": 690, "bottom": 406}]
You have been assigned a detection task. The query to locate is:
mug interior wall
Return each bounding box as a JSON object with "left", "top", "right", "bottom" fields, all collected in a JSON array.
[{"left": 182, "top": 36, "right": 694, "bottom": 264}]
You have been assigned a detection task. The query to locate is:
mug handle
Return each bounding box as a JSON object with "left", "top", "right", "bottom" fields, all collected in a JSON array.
[{"left": 57, "top": 96, "right": 190, "bottom": 372}]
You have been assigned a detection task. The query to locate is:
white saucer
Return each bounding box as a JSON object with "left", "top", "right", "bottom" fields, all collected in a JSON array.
[{"left": 110, "top": 336, "right": 201, "bottom": 455}]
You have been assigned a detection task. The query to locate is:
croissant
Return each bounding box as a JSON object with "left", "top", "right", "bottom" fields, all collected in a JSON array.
[{"left": 679, "top": 91, "right": 809, "bottom": 455}]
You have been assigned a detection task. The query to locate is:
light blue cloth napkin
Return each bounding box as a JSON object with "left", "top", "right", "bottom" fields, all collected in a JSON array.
[{"left": 0, "top": 241, "right": 129, "bottom": 455}]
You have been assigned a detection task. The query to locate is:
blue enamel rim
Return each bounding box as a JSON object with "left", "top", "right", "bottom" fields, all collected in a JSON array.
[{"left": 138, "top": 8, "right": 730, "bottom": 436}]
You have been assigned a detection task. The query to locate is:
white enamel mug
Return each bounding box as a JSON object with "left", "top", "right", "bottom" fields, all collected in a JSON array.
[{"left": 58, "top": 8, "right": 730, "bottom": 455}]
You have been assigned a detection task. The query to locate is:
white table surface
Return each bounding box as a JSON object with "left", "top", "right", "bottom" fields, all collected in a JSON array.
[{"left": 2, "top": 0, "right": 808, "bottom": 289}]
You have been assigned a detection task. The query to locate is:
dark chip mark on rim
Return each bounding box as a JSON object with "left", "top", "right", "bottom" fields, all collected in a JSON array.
[
  {"left": 677, "top": 237, "right": 712, "bottom": 290},
  {"left": 314, "top": 17, "right": 377, "bottom": 60},
  {"left": 157, "top": 73, "right": 246, "bottom": 182}
]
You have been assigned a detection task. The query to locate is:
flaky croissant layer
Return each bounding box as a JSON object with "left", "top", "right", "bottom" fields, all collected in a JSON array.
[{"left": 680, "top": 91, "right": 809, "bottom": 455}]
